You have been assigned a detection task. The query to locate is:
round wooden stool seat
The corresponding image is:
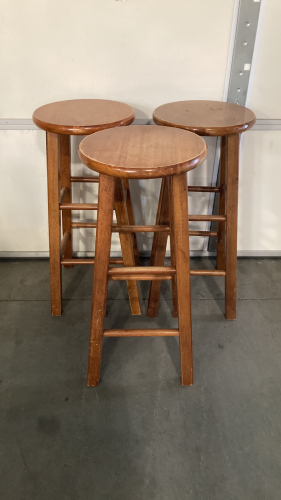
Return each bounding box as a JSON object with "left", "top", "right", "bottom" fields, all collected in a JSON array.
[
  {"left": 33, "top": 99, "right": 135, "bottom": 135},
  {"left": 79, "top": 125, "right": 207, "bottom": 179},
  {"left": 153, "top": 100, "right": 256, "bottom": 136}
]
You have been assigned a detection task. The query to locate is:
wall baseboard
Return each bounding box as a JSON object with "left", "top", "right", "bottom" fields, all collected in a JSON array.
[{"left": 1, "top": 250, "right": 281, "bottom": 259}]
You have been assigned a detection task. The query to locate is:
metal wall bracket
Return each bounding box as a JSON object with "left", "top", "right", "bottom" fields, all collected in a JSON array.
[{"left": 208, "top": 0, "right": 263, "bottom": 252}]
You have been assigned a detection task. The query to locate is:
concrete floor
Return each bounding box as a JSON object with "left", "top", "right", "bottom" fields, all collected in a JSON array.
[{"left": 1, "top": 258, "right": 281, "bottom": 500}]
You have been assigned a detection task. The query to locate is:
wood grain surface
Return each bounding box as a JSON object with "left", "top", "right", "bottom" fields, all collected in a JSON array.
[
  {"left": 79, "top": 125, "right": 207, "bottom": 179},
  {"left": 33, "top": 99, "right": 135, "bottom": 135},
  {"left": 153, "top": 100, "right": 256, "bottom": 136}
]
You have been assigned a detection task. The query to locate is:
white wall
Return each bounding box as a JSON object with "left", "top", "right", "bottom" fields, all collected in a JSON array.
[
  {"left": 0, "top": 0, "right": 235, "bottom": 255},
  {"left": 1, "top": 0, "right": 280, "bottom": 256},
  {"left": 238, "top": 0, "right": 281, "bottom": 254}
]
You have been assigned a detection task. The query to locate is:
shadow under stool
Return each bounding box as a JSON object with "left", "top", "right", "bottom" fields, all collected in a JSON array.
[
  {"left": 79, "top": 125, "right": 207, "bottom": 386},
  {"left": 147, "top": 100, "right": 256, "bottom": 320},
  {"left": 32, "top": 99, "right": 141, "bottom": 316}
]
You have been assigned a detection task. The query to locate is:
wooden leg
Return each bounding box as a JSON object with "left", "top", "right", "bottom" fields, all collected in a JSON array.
[
  {"left": 217, "top": 136, "right": 227, "bottom": 271},
  {"left": 114, "top": 178, "right": 141, "bottom": 315},
  {"left": 168, "top": 177, "right": 178, "bottom": 318},
  {"left": 225, "top": 134, "right": 239, "bottom": 320},
  {"left": 46, "top": 132, "right": 62, "bottom": 316},
  {"left": 88, "top": 174, "right": 115, "bottom": 386},
  {"left": 60, "top": 135, "right": 73, "bottom": 268},
  {"left": 147, "top": 177, "right": 170, "bottom": 317},
  {"left": 172, "top": 173, "right": 193, "bottom": 386},
  {"left": 122, "top": 178, "right": 140, "bottom": 266}
]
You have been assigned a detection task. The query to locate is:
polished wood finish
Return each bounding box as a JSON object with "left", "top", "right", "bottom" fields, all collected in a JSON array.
[
  {"left": 122, "top": 178, "right": 140, "bottom": 266},
  {"left": 61, "top": 258, "right": 123, "bottom": 265},
  {"left": 114, "top": 178, "right": 141, "bottom": 315},
  {"left": 225, "top": 134, "right": 239, "bottom": 320},
  {"left": 46, "top": 132, "right": 62, "bottom": 316},
  {"left": 60, "top": 202, "right": 98, "bottom": 210},
  {"left": 172, "top": 173, "right": 193, "bottom": 385},
  {"left": 217, "top": 136, "right": 227, "bottom": 271},
  {"left": 88, "top": 174, "right": 116, "bottom": 386},
  {"left": 169, "top": 177, "right": 178, "bottom": 318},
  {"left": 71, "top": 176, "right": 99, "bottom": 183},
  {"left": 60, "top": 136, "right": 72, "bottom": 267},
  {"left": 60, "top": 231, "right": 71, "bottom": 258},
  {"left": 153, "top": 100, "right": 256, "bottom": 136},
  {"left": 108, "top": 266, "right": 176, "bottom": 280},
  {"left": 79, "top": 126, "right": 207, "bottom": 179},
  {"left": 147, "top": 178, "right": 170, "bottom": 317},
  {"left": 33, "top": 99, "right": 135, "bottom": 135},
  {"left": 103, "top": 329, "right": 179, "bottom": 337}
]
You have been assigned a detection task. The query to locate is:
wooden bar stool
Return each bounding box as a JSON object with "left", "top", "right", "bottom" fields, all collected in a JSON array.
[
  {"left": 147, "top": 101, "right": 256, "bottom": 320},
  {"left": 78, "top": 125, "right": 207, "bottom": 386},
  {"left": 32, "top": 99, "right": 141, "bottom": 316}
]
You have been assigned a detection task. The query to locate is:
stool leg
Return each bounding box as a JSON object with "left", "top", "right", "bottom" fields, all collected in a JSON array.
[
  {"left": 46, "top": 132, "right": 62, "bottom": 316},
  {"left": 172, "top": 173, "right": 193, "bottom": 386},
  {"left": 216, "top": 136, "right": 226, "bottom": 271},
  {"left": 60, "top": 135, "right": 73, "bottom": 268},
  {"left": 225, "top": 134, "right": 239, "bottom": 320},
  {"left": 122, "top": 179, "right": 140, "bottom": 266},
  {"left": 168, "top": 177, "right": 178, "bottom": 318},
  {"left": 88, "top": 174, "right": 115, "bottom": 386},
  {"left": 114, "top": 178, "right": 141, "bottom": 315},
  {"left": 147, "top": 177, "right": 169, "bottom": 317}
]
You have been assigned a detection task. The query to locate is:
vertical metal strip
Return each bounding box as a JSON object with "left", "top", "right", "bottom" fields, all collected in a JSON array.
[{"left": 207, "top": 0, "right": 262, "bottom": 253}]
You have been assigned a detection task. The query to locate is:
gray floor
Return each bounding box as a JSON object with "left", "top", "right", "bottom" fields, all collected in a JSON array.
[{"left": 1, "top": 258, "right": 281, "bottom": 500}]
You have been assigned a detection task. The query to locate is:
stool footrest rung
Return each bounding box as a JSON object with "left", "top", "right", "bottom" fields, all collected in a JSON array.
[
  {"left": 70, "top": 176, "right": 99, "bottom": 183},
  {"left": 189, "top": 215, "right": 226, "bottom": 222},
  {"left": 108, "top": 266, "right": 176, "bottom": 280},
  {"left": 190, "top": 269, "right": 226, "bottom": 276},
  {"left": 60, "top": 203, "right": 99, "bottom": 210},
  {"left": 61, "top": 258, "right": 123, "bottom": 265},
  {"left": 189, "top": 186, "right": 220, "bottom": 193},
  {"left": 103, "top": 329, "right": 179, "bottom": 337}
]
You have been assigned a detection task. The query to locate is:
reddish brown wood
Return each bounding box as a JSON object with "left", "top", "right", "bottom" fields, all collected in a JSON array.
[
  {"left": 225, "top": 134, "right": 239, "bottom": 320},
  {"left": 172, "top": 173, "right": 193, "bottom": 386},
  {"left": 147, "top": 178, "right": 170, "bottom": 317},
  {"left": 189, "top": 215, "right": 226, "bottom": 221},
  {"left": 108, "top": 266, "right": 175, "bottom": 280},
  {"left": 79, "top": 126, "right": 207, "bottom": 179},
  {"left": 33, "top": 99, "right": 135, "bottom": 135},
  {"left": 103, "top": 329, "right": 179, "bottom": 337},
  {"left": 70, "top": 176, "right": 99, "bottom": 183},
  {"left": 189, "top": 186, "right": 220, "bottom": 193},
  {"left": 60, "top": 186, "right": 70, "bottom": 203},
  {"left": 46, "top": 132, "right": 62, "bottom": 316},
  {"left": 114, "top": 178, "right": 141, "bottom": 315},
  {"left": 60, "top": 203, "right": 98, "bottom": 210},
  {"left": 191, "top": 269, "right": 226, "bottom": 276},
  {"left": 60, "top": 135, "right": 73, "bottom": 268},
  {"left": 60, "top": 258, "right": 123, "bottom": 265},
  {"left": 122, "top": 178, "right": 140, "bottom": 266},
  {"left": 88, "top": 174, "right": 116, "bottom": 386},
  {"left": 169, "top": 177, "right": 178, "bottom": 318},
  {"left": 153, "top": 101, "right": 256, "bottom": 136},
  {"left": 217, "top": 136, "right": 227, "bottom": 271},
  {"left": 60, "top": 231, "right": 71, "bottom": 258}
]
